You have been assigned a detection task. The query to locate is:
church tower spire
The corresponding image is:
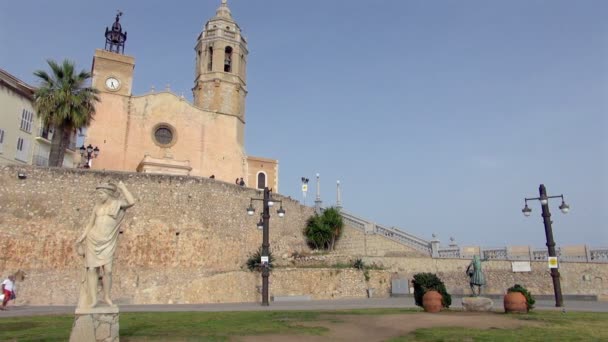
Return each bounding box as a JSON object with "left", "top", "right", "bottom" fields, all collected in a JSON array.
[
  {"left": 104, "top": 11, "right": 127, "bottom": 54},
  {"left": 193, "top": 0, "right": 248, "bottom": 122}
]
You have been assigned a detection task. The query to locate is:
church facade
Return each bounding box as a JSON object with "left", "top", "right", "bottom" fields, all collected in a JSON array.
[{"left": 86, "top": 1, "right": 278, "bottom": 190}]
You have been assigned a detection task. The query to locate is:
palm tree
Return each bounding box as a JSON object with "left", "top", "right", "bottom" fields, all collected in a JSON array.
[
  {"left": 303, "top": 207, "right": 344, "bottom": 251},
  {"left": 323, "top": 207, "right": 344, "bottom": 251},
  {"left": 33, "top": 59, "right": 99, "bottom": 167}
]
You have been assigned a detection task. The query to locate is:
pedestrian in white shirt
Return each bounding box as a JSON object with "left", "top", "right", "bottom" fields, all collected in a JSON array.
[{"left": 1, "top": 275, "right": 15, "bottom": 310}]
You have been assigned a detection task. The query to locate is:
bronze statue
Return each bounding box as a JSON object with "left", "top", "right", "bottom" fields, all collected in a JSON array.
[
  {"left": 466, "top": 255, "right": 486, "bottom": 296},
  {"left": 75, "top": 181, "right": 135, "bottom": 308}
]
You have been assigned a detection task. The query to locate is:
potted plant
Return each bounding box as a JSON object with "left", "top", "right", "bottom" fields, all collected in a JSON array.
[
  {"left": 412, "top": 273, "right": 452, "bottom": 313},
  {"left": 504, "top": 284, "right": 535, "bottom": 313}
]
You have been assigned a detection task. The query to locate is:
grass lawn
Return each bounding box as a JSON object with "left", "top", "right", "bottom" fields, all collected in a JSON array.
[
  {"left": 0, "top": 309, "right": 605, "bottom": 341},
  {"left": 391, "top": 311, "right": 608, "bottom": 342}
]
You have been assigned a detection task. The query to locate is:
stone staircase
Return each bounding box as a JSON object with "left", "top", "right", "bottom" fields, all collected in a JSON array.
[{"left": 335, "top": 210, "right": 432, "bottom": 257}]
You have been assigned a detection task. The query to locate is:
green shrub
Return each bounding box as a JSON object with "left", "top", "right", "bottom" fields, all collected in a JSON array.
[
  {"left": 507, "top": 284, "right": 535, "bottom": 310},
  {"left": 303, "top": 207, "right": 344, "bottom": 250},
  {"left": 363, "top": 269, "right": 370, "bottom": 282},
  {"left": 353, "top": 258, "right": 365, "bottom": 270},
  {"left": 412, "top": 273, "right": 451, "bottom": 308},
  {"left": 246, "top": 247, "right": 275, "bottom": 272}
]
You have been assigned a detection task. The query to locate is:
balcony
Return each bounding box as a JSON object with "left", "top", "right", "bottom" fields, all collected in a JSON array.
[{"left": 36, "top": 126, "right": 78, "bottom": 151}]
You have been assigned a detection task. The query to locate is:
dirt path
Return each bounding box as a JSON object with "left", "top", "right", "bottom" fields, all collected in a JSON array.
[{"left": 236, "top": 312, "right": 536, "bottom": 342}]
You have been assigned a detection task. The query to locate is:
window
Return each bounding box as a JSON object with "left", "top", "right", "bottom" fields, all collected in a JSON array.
[
  {"left": 0, "top": 129, "right": 4, "bottom": 153},
  {"left": 20, "top": 109, "right": 34, "bottom": 133},
  {"left": 155, "top": 127, "right": 172, "bottom": 145},
  {"left": 208, "top": 46, "right": 213, "bottom": 71},
  {"left": 152, "top": 123, "right": 177, "bottom": 147},
  {"left": 224, "top": 46, "right": 233, "bottom": 72},
  {"left": 39, "top": 124, "right": 52, "bottom": 140},
  {"left": 15, "top": 137, "right": 29, "bottom": 162},
  {"left": 257, "top": 171, "right": 267, "bottom": 189}
]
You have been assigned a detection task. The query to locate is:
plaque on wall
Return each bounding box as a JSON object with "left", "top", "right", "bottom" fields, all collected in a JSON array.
[{"left": 511, "top": 261, "right": 531, "bottom": 272}]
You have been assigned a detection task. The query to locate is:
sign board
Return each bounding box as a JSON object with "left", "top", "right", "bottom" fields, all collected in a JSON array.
[
  {"left": 302, "top": 184, "right": 308, "bottom": 192},
  {"left": 511, "top": 261, "right": 531, "bottom": 272},
  {"left": 261, "top": 256, "right": 269, "bottom": 263},
  {"left": 548, "top": 256, "right": 558, "bottom": 269}
]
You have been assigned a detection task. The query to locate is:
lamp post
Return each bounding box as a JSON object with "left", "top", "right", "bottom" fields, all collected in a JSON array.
[
  {"left": 522, "top": 184, "right": 570, "bottom": 307},
  {"left": 301, "top": 177, "right": 309, "bottom": 205},
  {"left": 246, "top": 187, "right": 285, "bottom": 306},
  {"left": 79, "top": 144, "right": 100, "bottom": 168},
  {"left": 336, "top": 180, "right": 342, "bottom": 210},
  {"left": 314, "top": 173, "right": 322, "bottom": 214}
]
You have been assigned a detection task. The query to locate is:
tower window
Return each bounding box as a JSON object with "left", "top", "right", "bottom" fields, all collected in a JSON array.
[
  {"left": 208, "top": 46, "right": 213, "bottom": 71},
  {"left": 224, "top": 46, "right": 233, "bottom": 72}
]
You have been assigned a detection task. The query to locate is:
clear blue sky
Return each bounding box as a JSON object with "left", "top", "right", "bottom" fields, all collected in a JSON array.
[{"left": 1, "top": 1, "right": 606, "bottom": 247}]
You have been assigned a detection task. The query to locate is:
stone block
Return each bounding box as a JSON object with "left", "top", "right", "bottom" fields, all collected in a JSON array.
[
  {"left": 70, "top": 307, "right": 120, "bottom": 342},
  {"left": 462, "top": 296, "right": 494, "bottom": 312},
  {"left": 95, "top": 322, "right": 110, "bottom": 340}
]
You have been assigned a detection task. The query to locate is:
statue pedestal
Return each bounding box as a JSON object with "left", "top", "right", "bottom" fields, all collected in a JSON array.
[
  {"left": 69, "top": 306, "right": 119, "bottom": 342},
  {"left": 462, "top": 297, "right": 494, "bottom": 312}
]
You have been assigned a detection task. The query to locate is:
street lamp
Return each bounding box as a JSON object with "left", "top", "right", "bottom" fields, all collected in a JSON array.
[
  {"left": 246, "top": 187, "right": 286, "bottom": 306},
  {"left": 79, "top": 144, "right": 100, "bottom": 168},
  {"left": 301, "top": 177, "right": 309, "bottom": 205},
  {"left": 522, "top": 184, "right": 570, "bottom": 307}
]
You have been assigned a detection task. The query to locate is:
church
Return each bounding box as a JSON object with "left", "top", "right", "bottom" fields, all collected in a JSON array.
[{"left": 87, "top": 0, "right": 279, "bottom": 190}]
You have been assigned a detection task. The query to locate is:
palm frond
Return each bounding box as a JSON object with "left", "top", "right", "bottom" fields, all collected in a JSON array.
[{"left": 33, "top": 58, "right": 100, "bottom": 166}]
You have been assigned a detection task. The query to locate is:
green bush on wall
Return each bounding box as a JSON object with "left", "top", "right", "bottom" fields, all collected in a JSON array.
[
  {"left": 246, "top": 247, "right": 275, "bottom": 272},
  {"left": 412, "top": 273, "right": 452, "bottom": 308},
  {"left": 507, "top": 284, "right": 536, "bottom": 310}
]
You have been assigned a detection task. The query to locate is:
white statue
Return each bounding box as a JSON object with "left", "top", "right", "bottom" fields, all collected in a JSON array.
[{"left": 75, "top": 181, "right": 135, "bottom": 308}]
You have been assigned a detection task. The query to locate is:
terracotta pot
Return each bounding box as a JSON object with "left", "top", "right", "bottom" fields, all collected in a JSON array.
[
  {"left": 504, "top": 292, "right": 528, "bottom": 313},
  {"left": 422, "top": 290, "right": 443, "bottom": 313}
]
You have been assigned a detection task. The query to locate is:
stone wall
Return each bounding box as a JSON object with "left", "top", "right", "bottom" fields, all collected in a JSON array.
[
  {"left": 1, "top": 165, "right": 606, "bottom": 305},
  {"left": 361, "top": 257, "right": 608, "bottom": 298},
  {"left": 0, "top": 165, "right": 314, "bottom": 305},
  {"left": 13, "top": 262, "right": 607, "bottom": 306},
  {"left": 334, "top": 224, "right": 428, "bottom": 258}
]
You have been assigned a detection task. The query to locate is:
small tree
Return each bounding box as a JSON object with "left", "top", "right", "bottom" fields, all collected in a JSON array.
[{"left": 303, "top": 207, "right": 344, "bottom": 251}]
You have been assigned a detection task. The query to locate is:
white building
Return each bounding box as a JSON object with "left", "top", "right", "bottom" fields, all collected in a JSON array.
[{"left": 0, "top": 68, "right": 79, "bottom": 167}]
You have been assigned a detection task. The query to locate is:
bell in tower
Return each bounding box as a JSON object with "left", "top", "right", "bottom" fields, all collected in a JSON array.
[
  {"left": 192, "top": 0, "right": 248, "bottom": 120},
  {"left": 105, "top": 11, "right": 127, "bottom": 54}
]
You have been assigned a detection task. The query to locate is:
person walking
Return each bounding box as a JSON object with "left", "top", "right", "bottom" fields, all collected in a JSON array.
[{"left": 1, "top": 275, "right": 16, "bottom": 310}]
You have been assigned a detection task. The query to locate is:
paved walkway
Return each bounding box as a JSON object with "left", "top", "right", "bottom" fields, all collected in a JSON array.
[{"left": 1, "top": 297, "right": 607, "bottom": 318}]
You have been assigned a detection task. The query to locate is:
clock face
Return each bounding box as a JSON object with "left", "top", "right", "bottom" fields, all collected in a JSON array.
[{"left": 105, "top": 77, "right": 121, "bottom": 91}]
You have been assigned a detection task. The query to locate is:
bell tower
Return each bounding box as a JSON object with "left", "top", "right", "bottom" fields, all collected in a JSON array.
[
  {"left": 91, "top": 11, "right": 134, "bottom": 97},
  {"left": 193, "top": 0, "right": 248, "bottom": 121}
]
